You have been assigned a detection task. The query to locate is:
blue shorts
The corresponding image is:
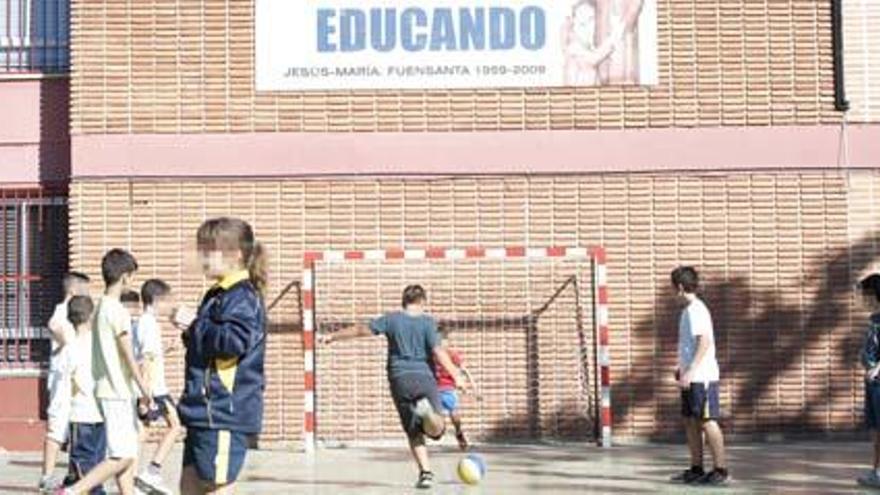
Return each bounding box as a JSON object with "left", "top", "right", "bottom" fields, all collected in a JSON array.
[
  {"left": 64, "top": 422, "right": 107, "bottom": 495},
  {"left": 183, "top": 427, "right": 249, "bottom": 485},
  {"left": 865, "top": 381, "right": 880, "bottom": 430},
  {"left": 681, "top": 382, "right": 721, "bottom": 420},
  {"left": 439, "top": 389, "right": 459, "bottom": 414}
]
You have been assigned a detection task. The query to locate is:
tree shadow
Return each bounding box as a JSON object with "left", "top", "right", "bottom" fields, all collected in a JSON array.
[
  {"left": 308, "top": 233, "right": 880, "bottom": 443},
  {"left": 264, "top": 279, "right": 302, "bottom": 334},
  {"left": 613, "top": 232, "right": 880, "bottom": 440}
]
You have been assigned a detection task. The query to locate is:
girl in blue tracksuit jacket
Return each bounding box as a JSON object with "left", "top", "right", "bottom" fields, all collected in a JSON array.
[{"left": 176, "top": 217, "right": 267, "bottom": 494}]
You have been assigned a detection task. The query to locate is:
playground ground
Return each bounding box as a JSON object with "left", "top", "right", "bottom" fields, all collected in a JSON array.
[{"left": 0, "top": 439, "right": 875, "bottom": 494}]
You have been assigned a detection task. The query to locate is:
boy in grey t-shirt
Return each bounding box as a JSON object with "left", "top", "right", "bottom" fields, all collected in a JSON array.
[{"left": 323, "top": 285, "right": 465, "bottom": 490}]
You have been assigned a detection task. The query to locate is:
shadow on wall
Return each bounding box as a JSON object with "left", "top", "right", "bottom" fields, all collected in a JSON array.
[
  {"left": 266, "top": 234, "right": 879, "bottom": 442},
  {"left": 613, "top": 232, "right": 880, "bottom": 441},
  {"left": 263, "top": 279, "right": 302, "bottom": 334},
  {"left": 480, "top": 396, "right": 595, "bottom": 443}
]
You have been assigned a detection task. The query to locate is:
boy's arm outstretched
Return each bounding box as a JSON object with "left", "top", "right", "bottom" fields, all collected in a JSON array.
[
  {"left": 322, "top": 313, "right": 390, "bottom": 344},
  {"left": 320, "top": 322, "right": 372, "bottom": 344}
]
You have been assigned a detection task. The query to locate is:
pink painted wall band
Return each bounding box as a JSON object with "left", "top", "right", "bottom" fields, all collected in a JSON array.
[
  {"left": 72, "top": 124, "right": 879, "bottom": 178},
  {"left": 0, "top": 79, "right": 70, "bottom": 184}
]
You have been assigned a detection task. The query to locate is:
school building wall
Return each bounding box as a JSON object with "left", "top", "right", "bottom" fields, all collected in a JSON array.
[
  {"left": 66, "top": 172, "right": 880, "bottom": 443},
  {"left": 64, "top": 0, "right": 880, "bottom": 443},
  {"left": 0, "top": 76, "right": 70, "bottom": 450},
  {"left": 71, "top": 0, "right": 842, "bottom": 134}
]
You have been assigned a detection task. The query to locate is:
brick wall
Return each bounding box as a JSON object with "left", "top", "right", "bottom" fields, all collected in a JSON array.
[
  {"left": 69, "top": 170, "right": 880, "bottom": 442},
  {"left": 70, "top": 0, "right": 841, "bottom": 134}
]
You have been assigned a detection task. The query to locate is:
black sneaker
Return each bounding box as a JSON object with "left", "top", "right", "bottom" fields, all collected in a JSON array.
[
  {"left": 670, "top": 467, "right": 705, "bottom": 483},
  {"left": 699, "top": 468, "right": 730, "bottom": 486},
  {"left": 415, "top": 471, "right": 435, "bottom": 489}
]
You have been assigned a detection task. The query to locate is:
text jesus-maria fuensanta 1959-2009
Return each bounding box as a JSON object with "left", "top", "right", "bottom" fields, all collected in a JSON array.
[
  {"left": 315, "top": 7, "right": 547, "bottom": 53},
  {"left": 284, "top": 64, "right": 547, "bottom": 79}
]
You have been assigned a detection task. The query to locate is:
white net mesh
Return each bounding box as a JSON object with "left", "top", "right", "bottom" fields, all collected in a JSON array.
[{"left": 313, "top": 256, "right": 598, "bottom": 444}]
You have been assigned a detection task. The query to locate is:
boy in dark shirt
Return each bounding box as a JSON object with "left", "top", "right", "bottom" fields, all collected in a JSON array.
[
  {"left": 323, "top": 285, "right": 465, "bottom": 490},
  {"left": 858, "top": 274, "right": 880, "bottom": 488}
]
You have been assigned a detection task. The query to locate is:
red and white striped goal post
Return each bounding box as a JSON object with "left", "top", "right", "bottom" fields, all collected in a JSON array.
[{"left": 301, "top": 245, "right": 611, "bottom": 453}]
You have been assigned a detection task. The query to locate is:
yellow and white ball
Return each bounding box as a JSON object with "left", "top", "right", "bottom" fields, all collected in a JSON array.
[{"left": 457, "top": 454, "right": 487, "bottom": 485}]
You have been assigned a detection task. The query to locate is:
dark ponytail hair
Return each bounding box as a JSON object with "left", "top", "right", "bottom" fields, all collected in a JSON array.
[
  {"left": 197, "top": 217, "right": 268, "bottom": 297},
  {"left": 860, "top": 274, "right": 880, "bottom": 303}
]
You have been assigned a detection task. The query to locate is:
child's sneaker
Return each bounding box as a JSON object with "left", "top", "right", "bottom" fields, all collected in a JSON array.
[
  {"left": 135, "top": 469, "right": 173, "bottom": 495},
  {"left": 413, "top": 397, "right": 434, "bottom": 420},
  {"left": 858, "top": 470, "right": 880, "bottom": 488},
  {"left": 670, "top": 466, "right": 705, "bottom": 483},
  {"left": 39, "top": 475, "right": 61, "bottom": 494},
  {"left": 699, "top": 468, "right": 730, "bottom": 486},
  {"left": 415, "top": 471, "right": 435, "bottom": 489}
]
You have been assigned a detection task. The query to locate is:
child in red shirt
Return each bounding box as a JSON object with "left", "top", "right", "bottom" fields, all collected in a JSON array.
[{"left": 435, "top": 329, "right": 475, "bottom": 451}]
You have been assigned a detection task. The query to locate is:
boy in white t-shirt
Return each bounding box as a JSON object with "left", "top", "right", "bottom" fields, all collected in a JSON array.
[
  {"left": 133, "top": 279, "right": 181, "bottom": 495},
  {"left": 61, "top": 296, "right": 106, "bottom": 495},
  {"left": 59, "top": 249, "right": 153, "bottom": 495},
  {"left": 669, "top": 266, "right": 728, "bottom": 486},
  {"left": 40, "top": 272, "right": 90, "bottom": 493}
]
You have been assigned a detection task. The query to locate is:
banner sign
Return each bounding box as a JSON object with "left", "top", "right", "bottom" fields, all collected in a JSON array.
[{"left": 256, "top": 0, "right": 657, "bottom": 90}]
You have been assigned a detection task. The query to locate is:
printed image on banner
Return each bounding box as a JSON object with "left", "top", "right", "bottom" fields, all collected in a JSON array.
[{"left": 256, "top": 0, "right": 658, "bottom": 91}]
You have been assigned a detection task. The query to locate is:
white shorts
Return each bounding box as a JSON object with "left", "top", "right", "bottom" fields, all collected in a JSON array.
[
  {"left": 46, "top": 369, "right": 72, "bottom": 443},
  {"left": 100, "top": 399, "right": 140, "bottom": 459}
]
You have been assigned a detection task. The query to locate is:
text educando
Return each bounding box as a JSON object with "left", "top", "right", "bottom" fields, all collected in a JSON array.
[{"left": 316, "top": 7, "right": 547, "bottom": 52}]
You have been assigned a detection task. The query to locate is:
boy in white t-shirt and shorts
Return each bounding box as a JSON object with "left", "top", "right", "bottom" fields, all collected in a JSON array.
[
  {"left": 58, "top": 249, "right": 153, "bottom": 495},
  {"left": 61, "top": 295, "right": 106, "bottom": 495},
  {"left": 669, "top": 266, "right": 729, "bottom": 486},
  {"left": 40, "top": 272, "right": 90, "bottom": 493},
  {"left": 133, "top": 279, "right": 181, "bottom": 495}
]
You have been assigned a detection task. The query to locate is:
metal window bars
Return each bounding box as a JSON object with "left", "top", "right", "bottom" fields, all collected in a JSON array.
[
  {"left": 0, "top": 188, "right": 67, "bottom": 373},
  {"left": 0, "top": 0, "right": 69, "bottom": 74}
]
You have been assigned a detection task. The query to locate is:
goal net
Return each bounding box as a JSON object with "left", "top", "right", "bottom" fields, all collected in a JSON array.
[{"left": 302, "top": 247, "right": 609, "bottom": 449}]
